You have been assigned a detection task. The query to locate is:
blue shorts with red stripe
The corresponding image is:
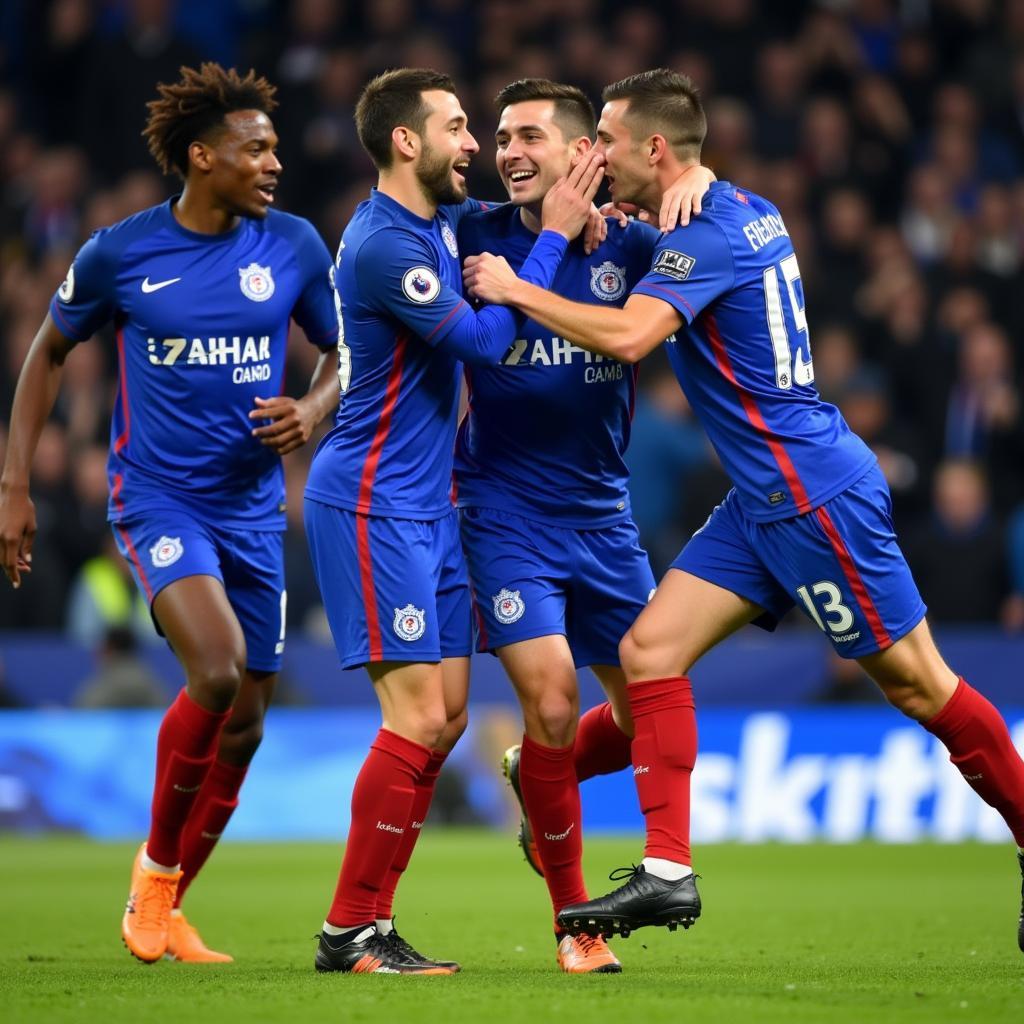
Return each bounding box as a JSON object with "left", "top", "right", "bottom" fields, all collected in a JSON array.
[
  {"left": 112, "top": 511, "right": 286, "bottom": 672},
  {"left": 305, "top": 499, "right": 472, "bottom": 670},
  {"left": 460, "top": 507, "right": 655, "bottom": 667},
  {"left": 675, "top": 464, "right": 927, "bottom": 658}
]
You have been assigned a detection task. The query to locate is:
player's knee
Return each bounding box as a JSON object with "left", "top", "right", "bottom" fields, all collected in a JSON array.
[
  {"left": 187, "top": 656, "right": 245, "bottom": 712},
  {"left": 438, "top": 707, "right": 469, "bottom": 751},
  {"left": 524, "top": 691, "right": 577, "bottom": 746},
  {"left": 219, "top": 714, "right": 264, "bottom": 765},
  {"left": 878, "top": 680, "right": 935, "bottom": 722}
]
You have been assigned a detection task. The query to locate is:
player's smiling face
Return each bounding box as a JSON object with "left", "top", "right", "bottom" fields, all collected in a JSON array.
[
  {"left": 416, "top": 89, "right": 478, "bottom": 206},
  {"left": 595, "top": 99, "right": 652, "bottom": 209},
  {"left": 202, "top": 110, "right": 281, "bottom": 219},
  {"left": 495, "top": 100, "right": 589, "bottom": 207}
]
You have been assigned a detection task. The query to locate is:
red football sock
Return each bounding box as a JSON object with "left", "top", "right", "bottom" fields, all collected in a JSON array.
[
  {"left": 519, "top": 734, "right": 587, "bottom": 917},
  {"left": 147, "top": 689, "right": 230, "bottom": 868},
  {"left": 628, "top": 676, "right": 697, "bottom": 864},
  {"left": 574, "top": 702, "right": 632, "bottom": 782},
  {"left": 375, "top": 748, "right": 447, "bottom": 920},
  {"left": 326, "top": 729, "right": 432, "bottom": 927},
  {"left": 174, "top": 758, "right": 248, "bottom": 908},
  {"left": 923, "top": 678, "right": 1024, "bottom": 847}
]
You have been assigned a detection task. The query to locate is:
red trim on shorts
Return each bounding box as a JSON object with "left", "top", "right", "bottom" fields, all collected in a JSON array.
[
  {"left": 113, "top": 326, "right": 131, "bottom": 455},
  {"left": 115, "top": 523, "right": 153, "bottom": 602},
  {"left": 357, "top": 333, "right": 408, "bottom": 512},
  {"left": 470, "top": 590, "right": 489, "bottom": 651},
  {"left": 356, "top": 513, "right": 383, "bottom": 661},
  {"left": 814, "top": 505, "right": 892, "bottom": 650},
  {"left": 110, "top": 473, "right": 124, "bottom": 516},
  {"left": 702, "top": 312, "right": 811, "bottom": 514}
]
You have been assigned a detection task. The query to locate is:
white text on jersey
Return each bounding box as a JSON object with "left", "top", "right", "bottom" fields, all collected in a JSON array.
[
  {"left": 147, "top": 336, "right": 272, "bottom": 382},
  {"left": 742, "top": 213, "right": 789, "bottom": 252}
]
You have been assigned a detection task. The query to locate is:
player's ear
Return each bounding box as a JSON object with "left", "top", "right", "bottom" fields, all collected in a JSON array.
[
  {"left": 188, "top": 140, "right": 215, "bottom": 174},
  {"left": 391, "top": 126, "right": 419, "bottom": 162},
  {"left": 573, "top": 136, "right": 593, "bottom": 159},
  {"left": 648, "top": 134, "right": 669, "bottom": 166}
]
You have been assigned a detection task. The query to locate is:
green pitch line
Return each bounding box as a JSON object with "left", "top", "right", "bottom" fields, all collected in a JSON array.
[{"left": 1, "top": 833, "right": 1020, "bottom": 1024}]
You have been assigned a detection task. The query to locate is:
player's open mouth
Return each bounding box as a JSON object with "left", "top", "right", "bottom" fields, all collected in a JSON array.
[
  {"left": 452, "top": 160, "right": 470, "bottom": 182},
  {"left": 256, "top": 182, "right": 277, "bottom": 203},
  {"left": 508, "top": 169, "right": 536, "bottom": 182}
]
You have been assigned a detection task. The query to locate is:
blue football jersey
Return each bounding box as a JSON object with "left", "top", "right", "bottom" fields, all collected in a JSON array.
[
  {"left": 305, "top": 190, "right": 567, "bottom": 520},
  {"left": 455, "top": 207, "right": 659, "bottom": 527},
  {"left": 49, "top": 199, "right": 338, "bottom": 529},
  {"left": 632, "top": 181, "right": 875, "bottom": 522}
]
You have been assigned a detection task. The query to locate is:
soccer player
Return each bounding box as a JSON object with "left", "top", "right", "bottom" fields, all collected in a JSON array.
[
  {"left": 303, "top": 68, "right": 605, "bottom": 975},
  {"left": 455, "top": 78, "right": 713, "bottom": 974},
  {"left": 0, "top": 64, "right": 341, "bottom": 964},
  {"left": 465, "top": 68, "right": 1024, "bottom": 953}
]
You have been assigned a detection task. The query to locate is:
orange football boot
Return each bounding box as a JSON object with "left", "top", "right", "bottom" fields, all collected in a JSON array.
[
  {"left": 122, "top": 843, "right": 182, "bottom": 963},
  {"left": 166, "top": 910, "right": 233, "bottom": 963},
  {"left": 556, "top": 933, "right": 622, "bottom": 974}
]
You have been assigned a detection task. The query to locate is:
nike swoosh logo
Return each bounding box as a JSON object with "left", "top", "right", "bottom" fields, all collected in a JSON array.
[{"left": 141, "top": 276, "right": 181, "bottom": 293}]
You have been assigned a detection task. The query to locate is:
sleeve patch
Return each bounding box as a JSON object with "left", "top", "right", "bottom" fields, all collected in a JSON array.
[
  {"left": 58, "top": 264, "right": 75, "bottom": 302},
  {"left": 401, "top": 266, "right": 441, "bottom": 303},
  {"left": 652, "top": 249, "right": 695, "bottom": 281}
]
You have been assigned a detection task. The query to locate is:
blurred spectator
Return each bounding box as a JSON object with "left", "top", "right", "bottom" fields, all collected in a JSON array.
[
  {"left": 72, "top": 624, "right": 166, "bottom": 708},
  {"left": 904, "top": 459, "right": 1008, "bottom": 624},
  {"left": 65, "top": 534, "right": 154, "bottom": 648},
  {"left": 625, "top": 357, "right": 708, "bottom": 575}
]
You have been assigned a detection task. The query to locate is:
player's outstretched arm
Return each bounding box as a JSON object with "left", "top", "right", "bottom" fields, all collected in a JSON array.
[
  {"left": 462, "top": 258, "right": 683, "bottom": 364},
  {"left": 0, "top": 315, "right": 77, "bottom": 587},
  {"left": 249, "top": 348, "right": 339, "bottom": 456}
]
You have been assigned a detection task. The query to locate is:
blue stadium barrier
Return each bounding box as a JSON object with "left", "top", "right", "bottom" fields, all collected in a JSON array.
[
  {"left": 1, "top": 707, "right": 1020, "bottom": 843},
  {"left": 2, "top": 628, "right": 1023, "bottom": 707}
]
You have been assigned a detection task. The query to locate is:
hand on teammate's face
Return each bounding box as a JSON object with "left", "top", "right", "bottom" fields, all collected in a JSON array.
[
  {"left": 539, "top": 149, "right": 605, "bottom": 241},
  {"left": 462, "top": 253, "right": 518, "bottom": 305}
]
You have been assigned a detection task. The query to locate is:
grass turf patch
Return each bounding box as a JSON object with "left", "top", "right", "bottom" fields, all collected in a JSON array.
[{"left": 2, "top": 833, "right": 1021, "bottom": 1023}]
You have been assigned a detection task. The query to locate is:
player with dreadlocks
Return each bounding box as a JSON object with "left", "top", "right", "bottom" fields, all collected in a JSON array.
[{"left": 0, "top": 63, "right": 341, "bottom": 963}]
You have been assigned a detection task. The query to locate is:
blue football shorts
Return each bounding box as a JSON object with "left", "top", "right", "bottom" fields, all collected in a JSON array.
[
  {"left": 305, "top": 500, "right": 472, "bottom": 670},
  {"left": 675, "top": 464, "right": 927, "bottom": 658},
  {"left": 459, "top": 507, "right": 656, "bottom": 667},
  {"left": 112, "top": 510, "right": 286, "bottom": 672}
]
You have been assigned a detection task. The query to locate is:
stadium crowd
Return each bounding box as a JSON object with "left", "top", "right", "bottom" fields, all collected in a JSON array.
[{"left": 1, "top": 0, "right": 1024, "bottom": 641}]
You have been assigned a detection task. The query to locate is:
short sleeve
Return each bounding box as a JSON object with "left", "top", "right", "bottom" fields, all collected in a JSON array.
[
  {"left": 289, "top": 221, "right": 340, "bottom": 349},
  {"left": 355, "top": 227, "right": 470, "bottom": 347},
  {"left": 48, "top": 232, "right": 118, "bottom": 341},
  {"left": 631, "top": 218, "right": 735, "bottom": 324}
]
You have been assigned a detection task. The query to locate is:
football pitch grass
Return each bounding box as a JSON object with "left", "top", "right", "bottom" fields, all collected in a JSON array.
[{"left": 2, "top": 834, "right": 1021, "bottom": 1023}]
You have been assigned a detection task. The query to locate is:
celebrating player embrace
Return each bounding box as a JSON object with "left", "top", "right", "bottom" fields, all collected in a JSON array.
[
  {"left": 0, "top": 63, "right": 341, "bottom": 964},
  {"left": 465, "top": 68, "right": 1024, "bottom": 953}
]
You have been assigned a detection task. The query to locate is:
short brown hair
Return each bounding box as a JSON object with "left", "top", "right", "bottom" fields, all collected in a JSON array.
[
  {"left": 355, "top": 68, "right": 456, "bottom": 169},
  {"left": 143, "top": 63, "right": 278, "bottom": 180},
  {"left": 494, "top": 79, "right": 596, "bottom": 140},
  {"left": 602, "top": 69, "right": 706, "bottom": 160}
]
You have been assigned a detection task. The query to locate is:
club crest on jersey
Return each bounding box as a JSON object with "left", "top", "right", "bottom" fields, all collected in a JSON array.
[
  {"left": 239, "top": 262, "right": 275, "bottom": 302},
  {"left": 653, "top": 249, "right": 695, "bottom": 281},
  {"left": 58, "top": 264, "right": 75, "bottom": 302},
  {"left": 402, "top": 266, "right": 441, "bottom": 303},
  {"left": 441, "top": 222, "right": 459, "bottom": 258},
  {"left": 150, "top": 535, "right": 183, "bottom": 568},
  {"left": 590, "top": 261, "right": 626, "bottom": 301},
  {"left": 493, "top": 587, "right": 525, "bottom": 625},
  {"left": 393, "top": 604, "right": 426, "bottom": 641}
]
